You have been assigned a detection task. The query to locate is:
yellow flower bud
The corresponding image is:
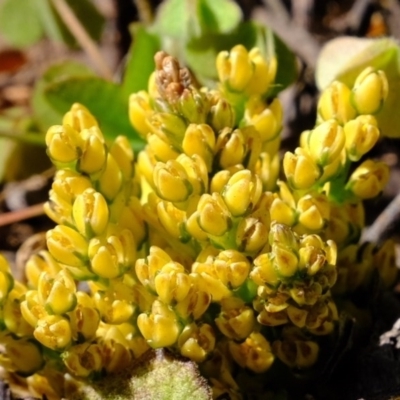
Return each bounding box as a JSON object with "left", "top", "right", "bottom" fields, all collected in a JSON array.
[
  {"left": 235, "top": 216, "right": 269, "bottom": 254},
  {"left": 182, "top": 124, "right": 216, "bottom": 171},
  {"left": 297, "top": 193, "right": 330, "bottom": 232},
  {"left": 102, "top": 339, "right": 133, "bottom": 374},
  {"left": 255, "top": 152, "right": 280, "bottom": 191},
  {"left": 246, "top": 48, "right": 277, "bottom": 96},
  {"left": 178, "top": 323, "right": 216, "bottom": 363},
  {"left": 0, "top": 256, "right": 14, "bottom": 304},
  {"left": 69, "top": 302, "right": 100, "bottom": 342},
  {"left": 195, "top": 193, "right": 232, "bottom": 237},
  {"left": 78, "top": 127, "right": 107, "bottom": 175},
  {"left": 215, "top": 297, "right": 255, "bottom": 340},
  {"left": 34, "top": 315, "right": 72, "bottom": 351},
  {"left": 270, "top": 197, "right": 297, "bottom": 227},
  {"left": 244, "top": 96, "right": 282, "bottom": 143},
  {"left": 38, "top": 270, "right": 76, "bottom": 315},
  {"left": 304, "top": 120, "right": 345, "bottom": 166},
  {"left": 137, "top": 300, "right": 181, "bottom": 348},
  {"left": 89, "top": 229, "right": 136, "bottom": 279},
  {"left": 222, "top": 170, "right": 262, "bottom": 217},
  {"left": 351, "top": 67, "right": 389, "bottom": 115},
  {"left": 51, "top": 170, "right": 92, "bottom": 204},
  {"left": 46, "top": 225, "right": 88, "bottom": 268},
  {"left": 373, "top": 239, "right": 398, "bottom": 288},
  {"left": 174, "top": 285, "right": 211, "bottom": 321},
  {"left": 20, "top": 290, "right": 46, "bottom": 327},
  {"left": 283, "top": 148, "right": 321, "bottom": 190},
  {"left": 154, "top": 262, "right": 192, "bottom": 304},
  {"left": 63, "top": 343, "right": 103, "bottom": 378},
  {"left": 153, "top": 159, "right": 193, "bottom": 202},
  {"left": 216, "top": 45, "right": 253, "bottom": 92},
  {"left": 228, "top": 332, "right": 274, "bottom": 373},
  {"left": 72, "top": 188, "right": 109, "bottom": 238},
  {"left": 251, "top": 253, "right": 279, "bottom": 287},
  {"left": 129, "top": 91, "right": 152, "bottom": 138},
  {"left": 4, "top": 338, "right": 44, "bottom": 376},
  {"left": 63, "top": 103, "right": 98, "bottom": 131},
  {"left": 209, "top": 97, "right": 236, "bottom": 132},
  {"left": 147, "top": 132, "right": 180, "bottom": 162},
  {"left": 110, "top": 135, "right": 135, "bottom": 180},
  {"left": 94, "top": 289, "right": 135, "bottom": 324},
  {"left": 156, "top": 201, "right": 186, "bottom": 240},
  {"left": 3, "top": 287, "right": 33, "bottom": 337},
  {"left": 318, "top": 81, "right": 356, "bottom": 125},
  {"left": 135, "top": 246, "right": 172, "bottom": 290},
  {"left": 177, "top": 153, "right": 208, "bottom": 197},
  {"left": 98, "top": 153, "right": 123, "bottom": 201},
  {"left": 148, "top": 112, "right": 187, "bottom": 149},
  {"left": 347, "top": 159, "right": 389, "bottom": 199},
  {"left": 344, "top": 115, "right": 380, "bottom": 161},
  {"left": 46, "top": 124, "right": 83, "bottom": 164},
  {"left": 273, "top": 337, "right": 319, "bottom": 369}
]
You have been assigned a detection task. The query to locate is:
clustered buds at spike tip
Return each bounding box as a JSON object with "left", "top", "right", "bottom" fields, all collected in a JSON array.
[{"left": 0, "top": 46, "right": 397, "bottom": 400}]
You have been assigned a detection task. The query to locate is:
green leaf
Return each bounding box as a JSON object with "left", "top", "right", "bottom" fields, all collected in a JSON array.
[
  {"left": 68, "top": 349, "right": 212, "bottom": 400},
  {"left": 196, "top": 0, "right": 242, "bottom": 35},
  {"left": 316, "top": 37, "right": 400, "bottom": 138},
  {"left": 44, "top": 76, "right": 145, "bottom": 150},
  {"left": 35, "top": 0, "right": 104, "bottom": 48},
  {"left": 122, "top": 23, "right": 161, "bottom": 96},
  {"left": 154, "top": 0, "right": 188, "bottom": 38},
  {"left": 32, "top": 60, "right": 95, "bottom": 133},
  {"left": 0, "top": 0, "right": 44, "bottom": 47}
]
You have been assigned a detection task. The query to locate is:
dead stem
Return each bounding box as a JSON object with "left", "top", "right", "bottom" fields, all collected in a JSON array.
[
  {"left": 0, "top": 203, "right": 46, "bottom": 227},
  {"left": 133, "top": 0, "right": 155, "bottom": 25},
  {"left": 50, "top": 0, "right": 114, "bottom": 80}
]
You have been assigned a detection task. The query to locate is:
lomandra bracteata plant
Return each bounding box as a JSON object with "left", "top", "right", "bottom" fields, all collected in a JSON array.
[{"left": 0, "top": 45, "right": 397, "bottom": 399}]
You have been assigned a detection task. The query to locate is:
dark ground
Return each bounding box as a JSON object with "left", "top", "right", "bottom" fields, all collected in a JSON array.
[{"left": 1, "top": 1, "right": 400, "bottom": 399}]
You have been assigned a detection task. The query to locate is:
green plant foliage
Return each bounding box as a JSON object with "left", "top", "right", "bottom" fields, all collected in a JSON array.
[
  {"left": 316, "top": 36, "right": 400, "bottom": 138},
  {"left": 69, "top": 349, "right": 212, "bottom": 400},
  {"left": 0, "top": 0, "right": 105, "bottom": 48},
  {"left": 122, "top": 23, "right": 161, "bottom": 96},
  {"left": 32, "top": 60, "right": 95, "bottom": 133},
  {"left": 44, "top": 77, "right": 144, "bottom": 151}
]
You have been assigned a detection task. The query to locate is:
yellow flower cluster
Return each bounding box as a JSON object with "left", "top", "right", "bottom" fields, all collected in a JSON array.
[{"left": 0, "top": 44, "right": 397, "bottom": 399}]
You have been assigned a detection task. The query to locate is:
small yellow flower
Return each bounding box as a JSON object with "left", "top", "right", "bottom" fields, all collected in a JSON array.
[
  {"left": 78, "top": 127, "right": 107, "bottom": 175},
  {"left": 222, "top": 169, "right": 262, "bottom": 217},
  {"left": 4, "top": 338, "right": 44, "bottom": 376},
  {"left": 347, "top": 159, "right": 390, "bottom": 199},
  {"left": 46, "top": 225, "right": 88, "bottom": 268},
  {"left": 216, "top": 45, "right": 253, "bottom": 92},
  {"left": 63, "top": 343, "right": 103, "bottom": 378},
  {"left": 178, "top": 323, "right": 216, "bottom": 363},
  {"left": 38, "top": 270, "right": 77, "bottom": 315},
  {"left": 129, "top": 91, "right": 153, "bottom": 138},
  {"left": 283, "top": 148, "right": 321, "bottom": 190},
  {"left": 89, "top": 229, "right": 136, "bottom": 279},
  {"left": 72, "top": 188, "right": 109, "bottom": 238},
  {"left": 63, "top": 103, "right": 98, "bottom": 131},
  {"left": 317, "top": 81, "right": 356, "bottom": 125},
  {"left": 304, "top": 120, "right": 345, "bottom": 166},
  {"left": 137, "top": 300, "right": 181, "bottom": 348},
  {"left": 209, "top": 97, "right": 236, "bottom": 132},
  {"left": 215, "top": 297, "right": 255, "bottom": 340},
  {"left": 110, "top": 135, "right": 135, "bottom": 180},
  {"left": 351, "top": 67, "right": 389, "bottom": 115},
  {"left": 229, "top": 332, "right": 275, "bottom": 373},
  {"left": 98, "top": 153, "right": 123, "bottom": 201},
  {"left": 34, "top": 315, "right": 72, "bottom": 351}
]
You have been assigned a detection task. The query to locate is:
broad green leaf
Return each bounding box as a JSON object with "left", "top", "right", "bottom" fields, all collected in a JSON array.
[
  {"left": 316, "top": 37, "right": 400, "bottom": 138},
  {"left": 35, "top": 0, "right": 104, "bottom": 48},
  {"left": 69, "top": 349, "right": 212, "bottom": 400},
  {"left": 0, "top": 0, "right": 44, "bottom": 47},
  {"left": 122, "top": 23, "right": 161, "bottom": 96},
  {"left": 196, "top": 0, "right": 242, "bottom": 35},
  {"left": 44, "top": 76, "right": 145, "bottom": 150},
  {"left": 154, "top": 0, "right": 188, "bottom": 38},
  {"left": 32, "top": 60, "right": 95, "bottom": 132}
]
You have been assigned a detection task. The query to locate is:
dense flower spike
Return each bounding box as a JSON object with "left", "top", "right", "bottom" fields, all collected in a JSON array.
[{"left": 0, "top": 45, "right": 397, "bottom": 399}]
